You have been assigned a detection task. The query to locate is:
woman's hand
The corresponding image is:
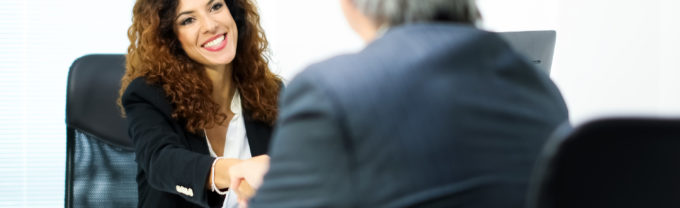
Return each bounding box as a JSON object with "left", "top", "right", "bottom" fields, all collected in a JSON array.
[
  {"left": 207, "top": 158, "right": 242, "bottom": 189},
  {"left": 229, "top": 155, "right": 271, "bottom": 204}
]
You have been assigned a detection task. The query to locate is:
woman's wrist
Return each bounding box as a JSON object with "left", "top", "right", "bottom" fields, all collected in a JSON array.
[
  {"left": 213, "top": 158, "right": 242, "bottom": 189},
  {"left": 210, "top": 157, "right": 227, "bottom": 195}
]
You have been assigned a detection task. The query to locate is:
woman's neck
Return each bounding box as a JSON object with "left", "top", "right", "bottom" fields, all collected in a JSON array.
[{"left": 205, "top": 64, "right": 235, "bottom": 114}]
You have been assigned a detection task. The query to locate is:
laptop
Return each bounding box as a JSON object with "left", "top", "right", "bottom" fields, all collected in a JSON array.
[{"left": 497, "top": 31, "right": 556, "bottom": 74}]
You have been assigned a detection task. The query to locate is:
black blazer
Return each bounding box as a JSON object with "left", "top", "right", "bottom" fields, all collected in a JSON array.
[{"left": 122, "top": 77, "right": 274, "bottom": 208}]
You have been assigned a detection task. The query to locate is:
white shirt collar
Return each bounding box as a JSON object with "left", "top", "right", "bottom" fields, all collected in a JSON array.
[
  {"left": 206, "top": 89, "right": 251, "bottom": 208},
  {"left": 230, "top": 90, "right": 242, "bottom": 119}
]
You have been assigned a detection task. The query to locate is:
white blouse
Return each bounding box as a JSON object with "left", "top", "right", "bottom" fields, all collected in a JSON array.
[{"left": 204, "top": 90, "right": 252, "bottom": 208}]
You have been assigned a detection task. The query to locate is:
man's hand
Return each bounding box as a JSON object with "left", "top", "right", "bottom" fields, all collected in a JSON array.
[
  {"left": 234, "top": 179, "right": 255, "bottom": 208},
  {"left": 229, "top": 155, "right": 271, "bottom": 206}
]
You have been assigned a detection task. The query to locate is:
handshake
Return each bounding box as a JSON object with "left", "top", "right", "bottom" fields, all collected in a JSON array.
[{"left": 227, "top": 155, "right": 271, "bottom": 208}]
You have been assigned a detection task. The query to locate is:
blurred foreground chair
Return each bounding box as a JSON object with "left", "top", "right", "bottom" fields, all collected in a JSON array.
[
  {"left": 527, "top": 117, "right": 680, "bottom": 208},
  {"left": 65, "top": 54, "right": 137, "bottom": 208}
]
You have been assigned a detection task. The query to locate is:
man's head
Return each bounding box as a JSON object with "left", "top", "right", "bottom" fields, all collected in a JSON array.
[{"left": 340, "top": 0, "right": 481, "bottom": 42}]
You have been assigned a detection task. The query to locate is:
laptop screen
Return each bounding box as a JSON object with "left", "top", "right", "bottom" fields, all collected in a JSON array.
[{"left": 498, "top": 31, "right": 556, "bottom": 74}]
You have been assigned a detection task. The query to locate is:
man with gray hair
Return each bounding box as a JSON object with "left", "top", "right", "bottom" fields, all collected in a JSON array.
[{"left": 232, "top": 0, "right": 569, "bottom": 207}]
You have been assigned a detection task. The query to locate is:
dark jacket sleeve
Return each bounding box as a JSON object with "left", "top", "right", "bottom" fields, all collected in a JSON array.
[
  {"left": 122, "top": 78, "right": 217, "bottom": 207},
  {"left": 250, "top": 71, "right": 355, "bottom": 207}
]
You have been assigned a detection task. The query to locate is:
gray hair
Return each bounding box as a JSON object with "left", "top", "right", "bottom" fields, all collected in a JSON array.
[{"left": 351, "top": 0, "right": 481, "bottom": 27}]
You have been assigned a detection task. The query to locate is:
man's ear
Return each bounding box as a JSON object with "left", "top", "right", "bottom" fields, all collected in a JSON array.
[{"left": 339, "top": 0, "right": 379, "bottom": 43}]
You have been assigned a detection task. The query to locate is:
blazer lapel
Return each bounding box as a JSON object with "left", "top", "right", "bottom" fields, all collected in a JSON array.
[{"left": 243, "top": 109, "right": 273, "bottom": 156}]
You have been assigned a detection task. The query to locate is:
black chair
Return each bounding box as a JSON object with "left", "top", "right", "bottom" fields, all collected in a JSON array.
[
  {"left": 527, "top": 117, "right": 680, "bottom": 208},
  {"left": 65, "top": 54, "right": 137, "bottom": 208}
]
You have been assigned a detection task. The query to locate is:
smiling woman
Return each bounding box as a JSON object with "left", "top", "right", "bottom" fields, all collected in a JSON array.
[
  {"left": 117, "top": 0, "right": 281, "bottom": 207},
  {"left": 174, "top": 0, "right": 239, "bottom": 69}
]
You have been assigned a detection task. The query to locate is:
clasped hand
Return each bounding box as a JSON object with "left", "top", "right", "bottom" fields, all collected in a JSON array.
[{"left": 228, "top": 155, "right": 271, "bottom": 208}]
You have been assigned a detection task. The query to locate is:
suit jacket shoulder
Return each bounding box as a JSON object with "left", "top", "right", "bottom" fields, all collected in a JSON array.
[{"left": 255, "top": 23, "right": 569, "bottom": 207}]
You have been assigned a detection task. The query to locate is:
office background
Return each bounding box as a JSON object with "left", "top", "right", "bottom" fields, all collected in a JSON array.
[{"left": 0, "top": 0, "right": 678, "bottom": 207}]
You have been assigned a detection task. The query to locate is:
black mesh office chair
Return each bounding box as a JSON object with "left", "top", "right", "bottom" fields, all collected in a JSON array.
[
  {"left": 65, "top": 54, "right": 137, "bottom": 208},
  {"left": 527, "top": 117, "right": 680, "bottom": 208}
]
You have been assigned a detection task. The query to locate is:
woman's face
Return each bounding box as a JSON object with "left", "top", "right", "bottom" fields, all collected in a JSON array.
[{"left": 174, "top": 0, "right": 238, "bottom": 69}]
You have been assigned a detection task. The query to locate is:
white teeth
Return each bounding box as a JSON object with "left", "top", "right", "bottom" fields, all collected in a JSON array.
[{"left": 204, "top": 35, "right": 224, "bottom": 48}]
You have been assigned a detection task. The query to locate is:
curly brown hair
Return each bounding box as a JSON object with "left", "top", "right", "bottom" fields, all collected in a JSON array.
[{"left": 118, "top": 0, "right": 281, "bottom": 133}]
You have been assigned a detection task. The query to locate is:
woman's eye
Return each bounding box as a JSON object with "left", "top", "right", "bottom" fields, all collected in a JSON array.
[
  {"left": 180, "top": 18, "right": 195, "bottom": 26},
  {"left": 211, "top": 3, "right": 223, "bottom": 12}
]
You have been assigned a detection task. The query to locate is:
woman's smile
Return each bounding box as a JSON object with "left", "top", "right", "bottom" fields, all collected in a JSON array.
[{"left": 202, "top": 33, "right": 227, "bottom": 52}]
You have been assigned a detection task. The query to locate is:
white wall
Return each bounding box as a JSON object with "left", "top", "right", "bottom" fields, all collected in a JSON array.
[
  {"left": 0, "top": 0, "right": 134, "bottom": 206},
  {"left": 258, "top": 0, "right": 363, "bottom": 81},
  {"left": 259, "top": 0, "right": 680, "bottom": 124},
  {"left": 551, "top": 0, "right": 680, "bottom": 124}
]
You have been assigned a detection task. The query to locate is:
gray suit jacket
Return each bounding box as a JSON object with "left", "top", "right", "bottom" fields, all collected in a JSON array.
[{"left": 252, "top": 23, "right": 569, "bottom": 208}]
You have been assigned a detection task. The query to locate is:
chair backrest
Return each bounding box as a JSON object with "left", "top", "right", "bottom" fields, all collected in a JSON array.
[
  {"left": 527, "top": 117, "right": 680, "bottom": 208},
  {"left": 65, "top": 54, "right": 137, "bottom": 208}
]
